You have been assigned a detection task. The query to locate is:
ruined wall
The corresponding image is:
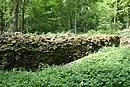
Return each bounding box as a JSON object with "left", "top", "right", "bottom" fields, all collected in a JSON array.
[{"left": 0, "top": 33, "right": 120, "bottom": 69}]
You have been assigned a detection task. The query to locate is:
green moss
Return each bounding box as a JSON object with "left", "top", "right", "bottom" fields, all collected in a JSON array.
[{"left": 0, "top": 33, "right": 120, "bottom": 69}]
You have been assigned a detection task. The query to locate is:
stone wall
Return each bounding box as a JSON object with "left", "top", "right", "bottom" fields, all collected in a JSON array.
[{"left": 0, "top": 33, "right": 120, "bottom": 70}]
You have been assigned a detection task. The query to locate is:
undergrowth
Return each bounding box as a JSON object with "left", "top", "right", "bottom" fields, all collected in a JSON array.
[{"left": 0, "top": 46, "right": 130, "bottom": 87}]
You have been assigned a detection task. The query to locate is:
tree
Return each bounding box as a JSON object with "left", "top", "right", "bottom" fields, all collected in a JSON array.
[
  {"left": 0, "top": 8, "right": 4, "bottom": 33},
  {"left": 21, "top": 0, "right": 25, "bottom": 32},
  {"left": 12, "top": 0, "right": 19, "bottom": 32},
  {"left": 74, "top": 0, "right": 77, "bottom": 33},
  {"left": 0, "top": 0, "right": 5, "bottom": 32},
  {"left": 0, "top": 0, "right": 129, "bottom": 33}
]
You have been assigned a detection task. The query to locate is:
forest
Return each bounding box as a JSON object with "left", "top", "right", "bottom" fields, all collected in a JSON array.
[
  {"left": 0, "top": 0, "right": 130, "bottom": 34},
  {"left": 0, "top": 0, "right": 130, "bottom": 87}
]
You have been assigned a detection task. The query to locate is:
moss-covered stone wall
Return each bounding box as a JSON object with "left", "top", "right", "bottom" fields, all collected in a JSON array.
[{"left": 0, "top": 33, "right": 120, "bottom": 69}]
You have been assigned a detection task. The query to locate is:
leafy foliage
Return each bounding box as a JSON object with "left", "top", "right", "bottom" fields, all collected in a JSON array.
[
  {"left": 0, "top": 46, "right": 130, "bottom": 87},
  {"left": 0, "top": 0, "right": 130, "bottom": 33}
]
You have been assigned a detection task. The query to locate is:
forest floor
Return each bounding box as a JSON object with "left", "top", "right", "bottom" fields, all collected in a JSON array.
[{"left": 0, "top": 46, "right": 130, "bottom": 87}]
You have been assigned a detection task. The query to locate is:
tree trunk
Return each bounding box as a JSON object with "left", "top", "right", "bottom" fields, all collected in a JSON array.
[
  {"left": 0, "top": 9, "right": 4, "bottom": 33},
  {"left": 126, "top": 9, "right": 129, "bottom": 28},
  {"left": 114, "top": 0, "right": 117, "bottom": 23},
  {"left": 74, "top": 0, "right": 77, "bottom": 34},
  {"left": 12, "top": 0, "right": 19, "bottom": 32},
  {"left": 21, "top": 0, "right": 25, "bottom": 32},
  {"left": 0, "top": 0, "right": 4, "bottom": 33},
  {"left": 59, "top": 0, "right": 62, "bottom": 30},
  {"left": 68, "top": 19, "right": 71, "bottom": 31}
]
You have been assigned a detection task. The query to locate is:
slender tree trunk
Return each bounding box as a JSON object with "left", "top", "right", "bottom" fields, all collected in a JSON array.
[
  {"left": 126, "top": 9, "right": 129, "bottom": 28},
  {"left": 122, "top": 6, "right": 125, "bottom": 28},
  {"left": 68, "top": 7, "right": 71, "bottom": 31},
  {"left": 0, "top": 9, "right": 4, "bottom": 33},
  {"left": 4, "top": 0, "right": 6, "bottom": 29},
  {"left": 21, "top": 0, "right": 25, "bottom": 32},
  {"left": 114, "top": 0, "right": 117, "bottom": 23},
  {"left": 59, "top": 0, "right": 62, "bottom": 30},
  {"left": 6, "top": 0, "right": 11, "bottom": 29},
  {"left": 67, "top": 2, "right": 72, "bottom": 31},
  {"left": 12, "top": 0, "right": 19, "bottom": 32},
  {"left": 0, "top": 0, "right": 4, "bottom": 33},
  {"left": 68, "top": 19, "right": 71, "bottom": 31},
  {"left": 74, "top": 0, "right": 77, "bottom": 33},
  {"left": 26, "top": 0, "right": 31, "bottom": 33}
]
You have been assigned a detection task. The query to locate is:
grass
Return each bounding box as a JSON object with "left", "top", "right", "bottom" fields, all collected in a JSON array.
[
  {"left": 0, "top": 46, "right": 130, "bottom": 87},
  {"left": 87, "top": 29, "right": 130, "bottom": 38}
]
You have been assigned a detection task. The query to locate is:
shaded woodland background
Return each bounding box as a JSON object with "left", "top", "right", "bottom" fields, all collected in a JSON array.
[{"left": 0, "top": 0, "right": 130, "bottom": 34}]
